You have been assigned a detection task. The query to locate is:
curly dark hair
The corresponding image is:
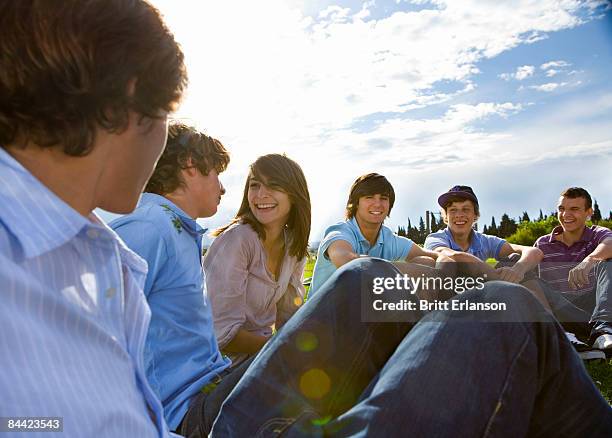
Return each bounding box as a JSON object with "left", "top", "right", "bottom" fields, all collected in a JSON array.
[
  {"left": 345, "top": 173, "right": 395, "bottom": 219},
  {"left": 214, "top": 154, "right": 311, "bottom": 260},
  {"left": 145, "top": 122, "right": 230, "bottom": 195},
  {"left": 0, "top": 0, "right": 187, "bottom": 156}
]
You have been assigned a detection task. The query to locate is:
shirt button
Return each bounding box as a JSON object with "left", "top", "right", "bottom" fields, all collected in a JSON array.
[
  {"left": 87, "top": 229, "right": 100, "bottom": 239},
  {"left": 105, "top": 287, "right": 116, "bottom": 298}
]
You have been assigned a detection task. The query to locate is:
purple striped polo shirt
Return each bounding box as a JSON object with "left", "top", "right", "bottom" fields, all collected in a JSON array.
[{"left": 535, "top": 225, "right": 612, "bottom": 294}]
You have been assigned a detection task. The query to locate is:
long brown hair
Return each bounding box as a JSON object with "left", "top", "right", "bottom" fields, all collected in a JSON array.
[{"left": 214, "top": 154, "right": 311, "bottom": 259}]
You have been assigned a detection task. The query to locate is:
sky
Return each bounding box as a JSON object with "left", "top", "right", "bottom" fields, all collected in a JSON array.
[{"left": 100, "top": 0, "right": 612, "bottom": 244}]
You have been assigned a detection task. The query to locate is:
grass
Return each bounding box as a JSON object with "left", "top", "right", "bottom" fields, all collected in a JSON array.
[
  {"left": 304, "top": 256, "right": 315, "bottom": 281},
  {"left": 586, "top": 359, "right": 612, "bottom": 403},
  {"left": 302, "top": 256, "right": 611, "bottom": 403}
]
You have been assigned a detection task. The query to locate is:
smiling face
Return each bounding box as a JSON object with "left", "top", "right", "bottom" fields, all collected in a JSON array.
[
  {"left": 355, "top": 194, "right": 390, "bottom": 228},
  {"left": 444, "top": 199, "right": 478, "bottom": 235},
  {"left": 247, "top": 174, "right": 291, "bottom": 231},
  {"left": 557, "top": 196, "right": 592, "bottom": 233}
]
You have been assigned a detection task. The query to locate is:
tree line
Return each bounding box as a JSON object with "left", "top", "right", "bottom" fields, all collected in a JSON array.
[{"left": 397, "top": 200, "right": 612, "bottom": 246}]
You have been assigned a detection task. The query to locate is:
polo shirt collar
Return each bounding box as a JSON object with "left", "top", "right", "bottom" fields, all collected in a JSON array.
[
  {"left": 139, "top": 193, "right": 206, "bottom": 237},
  {"left": 0, "top": 148, "right": 93, "bottom": 259},
  {"left": 94, "top": 212, "right": 149, "bottom": 275},
  {"left": 444, "top": 227, "right": 480, "bottom": 252},
  {"left": 551, "top": 225, "right": 592, "bottom": 243},
  {"left": 348, "top": 217, "right": 384, "bottom": 247}
]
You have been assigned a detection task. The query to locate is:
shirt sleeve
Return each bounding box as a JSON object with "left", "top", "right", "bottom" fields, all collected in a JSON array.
[
  {"left": 203, "top": 229, "right": 253, "bottom": 350},
  {"left": 393, "top": 234, "right": 413, "bottom": 260},
  {"left": 424, "top": 232, "right": 449, "bottom": 251},
  {"left": 111, "top": 218, "right": 170, "bottom": 297},
  {"left": 318, "top": 223, "right": 357, "bottom": 260},
  {"left": 484, "top": 234, "right": 506, "bottom": 260},
  {"left": 594, "top": 226, "right": 612, "bottom": 245},
  {"left": 276, "top": 257, "right": 307, "bottom": 328}
]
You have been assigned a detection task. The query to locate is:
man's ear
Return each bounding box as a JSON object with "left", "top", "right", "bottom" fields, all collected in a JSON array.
[{"left": 182, "top": 157, "right": 198, "bottom": 178}]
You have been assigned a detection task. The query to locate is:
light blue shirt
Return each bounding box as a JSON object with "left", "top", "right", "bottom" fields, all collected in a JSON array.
[
  {"left": 111, "top": 194, "right": 231, "bottom": 430},
  {"left": 309, "top": 217, "right": 414, "bottom": 296},
  {"left": 0, "top": 148, "right": 173, "bottom": 437},
  {"left": 424, "top": 227, "right": 506, "bottom": 261}
]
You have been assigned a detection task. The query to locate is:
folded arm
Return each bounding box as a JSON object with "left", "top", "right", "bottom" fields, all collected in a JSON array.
[
  {"left": 568, "top": 237, "right": 612, "bottom": 289},
  {"left": 495, "top": 243, "right": 543, "bottom": 283}
]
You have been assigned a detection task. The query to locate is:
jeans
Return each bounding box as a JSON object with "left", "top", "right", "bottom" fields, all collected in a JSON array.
[
  {"left": 211, "top": 258, "right": 612, "bottom": 437},
  {"left": 179, "top": 356, "right": 253, "bottom": 437},
  {"left": 539, "top": 261, "right": 612, "bottom": 343}
]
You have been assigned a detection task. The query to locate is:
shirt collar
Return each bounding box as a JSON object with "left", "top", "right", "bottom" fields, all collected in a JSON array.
[
  {"left": 444, "top": 227, "right": 479, "bottom": 251},
  {"left": 92, "top": 212, "right": 148, "bottom": 275},
  {"left": 139, "top": 193, "right": 207, "bottom": 237},
  {"left": 551, "top": 225, "right": 592, "bottom": 243},
  {"left": 0, "top": 148, "right": 92, "bottom": 259},
  {"left": 348, "top": 217, "right": 384, "bottom": 247}
]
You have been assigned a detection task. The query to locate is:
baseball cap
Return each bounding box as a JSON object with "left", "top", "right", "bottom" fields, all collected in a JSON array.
[{"left": 437, "top": 185, "right": 479, "bottom": 208}]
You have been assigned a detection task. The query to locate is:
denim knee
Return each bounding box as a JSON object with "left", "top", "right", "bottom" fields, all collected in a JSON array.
[
  {"left": 312, "top": 257, "right": 399, "bottom": 303},
  {"left": 594, "top": 260, "right": 612, "bottom": 278},
  {"left": 474, "top": 281, "right": 549, "bottom": 322}
]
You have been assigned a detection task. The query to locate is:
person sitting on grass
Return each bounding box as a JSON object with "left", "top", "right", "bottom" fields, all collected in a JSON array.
[
  {"left": 110, "top": 123, "right": 235, "bottom": 433},
  {"left": 205, "top": 154, "right": 311, "bottom": 367},
  {"left": 309, "top": 173, "right": 441, "bottom": 296},
  {"left": 0, "top": 0, "right": 187, "bottom": 436},
  {"left": 424, "top": 185, "right": 544, "bottom": 284},
  {"left": 533, "top": 187, "right": 612, "bottom": 356}
]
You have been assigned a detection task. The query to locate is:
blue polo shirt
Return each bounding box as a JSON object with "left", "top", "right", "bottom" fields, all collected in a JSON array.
[
  {"left": 309, "top": 217, "right": 414, "bottom": 296},
  {"left": 424, "top": 227, "right": 506, "bottom": 261},
  {"left": 111, "top": 193, "right": 230, "bottom": 430}
]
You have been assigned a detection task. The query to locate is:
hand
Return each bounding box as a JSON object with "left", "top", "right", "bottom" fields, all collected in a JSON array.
[
  {"left": 495, "top": 266, "right": 524, "bottom": 284},
  {"left": 568, "top": 258, "right": 596, "bottom": 290}
]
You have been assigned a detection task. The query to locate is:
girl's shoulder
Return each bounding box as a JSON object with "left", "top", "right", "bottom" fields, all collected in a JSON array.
[{"left": 211, "top": 222, "right": 260, "bottom": 250}]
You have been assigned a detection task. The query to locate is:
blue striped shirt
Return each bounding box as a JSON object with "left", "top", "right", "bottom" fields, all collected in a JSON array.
[{"left": 0, "top": 148, "right": 174, "bottom": 437}]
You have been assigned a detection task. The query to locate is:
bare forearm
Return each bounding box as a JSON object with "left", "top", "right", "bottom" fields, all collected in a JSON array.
[
  {"left": 513, "top": 247, "right": 543, "bottom": 274},
  {"left": 224, "top": 328, "right": 269, "bottom": 354},
  {"left": 332, "top": 252, "right": 362, "bottom": 269},
  {"left": 586, "top": 241, "right": 612, "bottom": 262}
]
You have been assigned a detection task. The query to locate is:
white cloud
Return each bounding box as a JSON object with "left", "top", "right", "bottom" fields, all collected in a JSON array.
[
  {"left": 516, "top": 65, "right": 535, "bottom": 80},
  {"left": 500, "top": 65, "right": 535, "bottom": 81},
  {"left": 529, "top": 82, "right": 570, "bottom": 92},
  {"left": 541, "top": 60, "right": 571, "bottom": 70}
]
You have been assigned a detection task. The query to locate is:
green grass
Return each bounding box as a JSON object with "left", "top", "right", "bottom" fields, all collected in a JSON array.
[
  {"left": 304, "top": 256, "right": 315, "bottom": 280},
  {"left": 586, "top": 359, "right": 612, "bottom": 404},
  {"left": 302, "top": 256, "right": 611, "bottom": 403}
]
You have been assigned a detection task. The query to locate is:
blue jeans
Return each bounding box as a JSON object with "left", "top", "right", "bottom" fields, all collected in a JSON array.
[
  {"left": 211, "top": 258, "right": 612, "bottom": 437},
  {"left": 539, "top": 261, "right": 612, "bottom": 343}
]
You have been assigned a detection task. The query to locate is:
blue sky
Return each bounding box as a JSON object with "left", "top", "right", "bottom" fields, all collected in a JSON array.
[{"left": 101, "top": 0, "right": 612, "bottom": 243}]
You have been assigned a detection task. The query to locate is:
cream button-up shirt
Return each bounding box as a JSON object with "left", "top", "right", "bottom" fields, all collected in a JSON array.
[{"left": 204, "top": 222, "right": 306, "bottom": 366}]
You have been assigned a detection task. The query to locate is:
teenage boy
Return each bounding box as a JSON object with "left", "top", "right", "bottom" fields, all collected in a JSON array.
[
  {"left": 111, "top": 123, "right": 235, "bottom": 433},
  {"left": 0, "top": 1, "right": 186, "bottom": 436},
  {"left": 425, "top": 185, "right": 543, "bottom": 283},
  {"left": 310, "top": 173, "right": 439, "bottom": 296},
  {"left": 535, "top": 187, "right": 612, "bottom": 353}
]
